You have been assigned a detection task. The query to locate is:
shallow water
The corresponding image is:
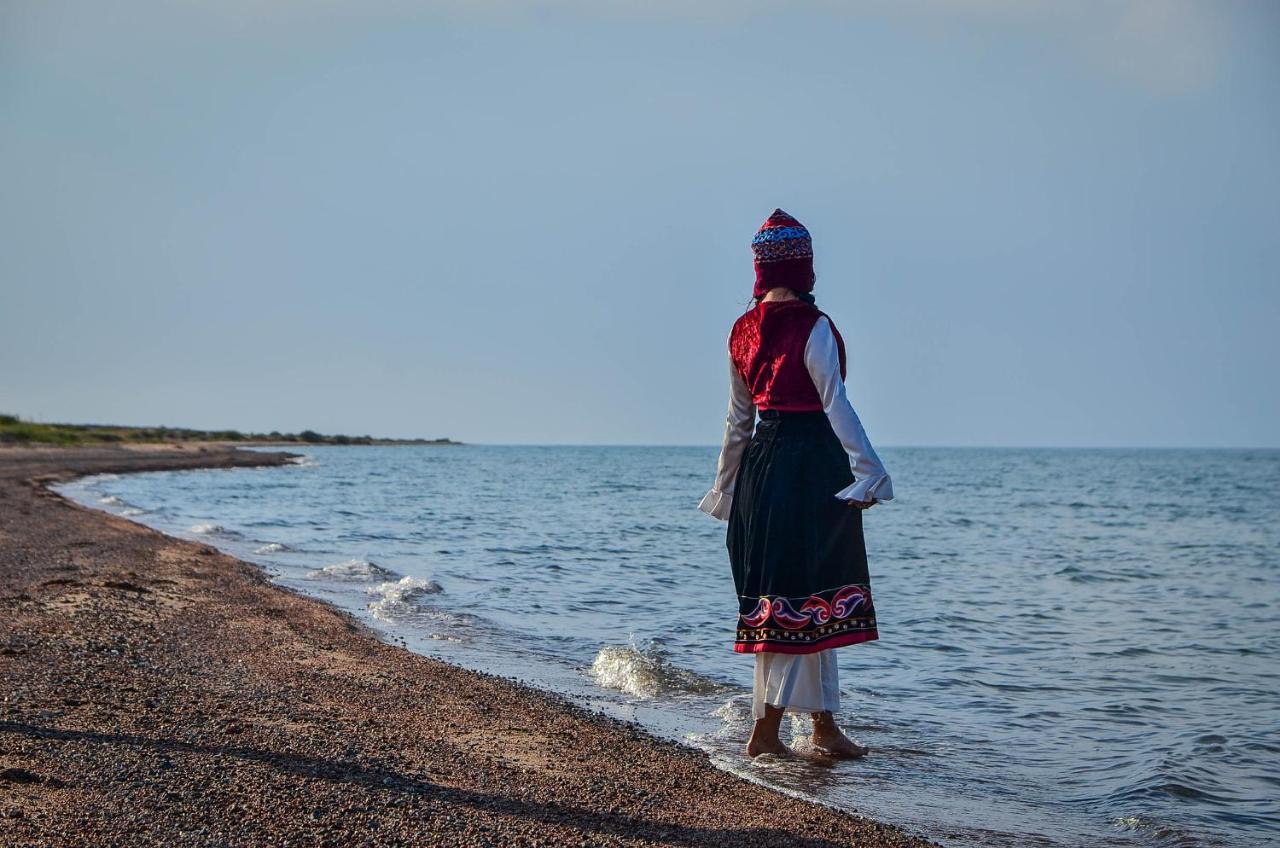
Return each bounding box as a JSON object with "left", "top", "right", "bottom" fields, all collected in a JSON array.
[{"left": 58, "top": 446, "right": 1280, "bottom": 847}]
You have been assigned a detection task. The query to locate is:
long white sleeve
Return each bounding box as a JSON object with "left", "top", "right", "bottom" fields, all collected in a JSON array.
[
  {"left": 698, "top": 352, "right": 756, "bottom": 521},
  {"left": 803, "top": 317, "right": 894, "bottom": 504}
]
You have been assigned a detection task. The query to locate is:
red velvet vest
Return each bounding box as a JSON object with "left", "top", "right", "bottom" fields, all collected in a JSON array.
[{"left": 729, "top": 300, "right": 847, "bottom": 412}]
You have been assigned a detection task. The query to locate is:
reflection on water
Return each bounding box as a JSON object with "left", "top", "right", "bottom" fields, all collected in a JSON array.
[{"left": 58, "top": 445, "right": 1280, "bottom": 848}]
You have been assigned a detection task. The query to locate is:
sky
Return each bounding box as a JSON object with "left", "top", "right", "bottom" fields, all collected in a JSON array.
[{"left": 2, "top": 1, "right": 1277, "bottom": 447}]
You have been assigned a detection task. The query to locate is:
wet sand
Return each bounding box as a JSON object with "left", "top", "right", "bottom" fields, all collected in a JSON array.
[{"left": 0, "top": 444, "right": 937, "bottom": 847}]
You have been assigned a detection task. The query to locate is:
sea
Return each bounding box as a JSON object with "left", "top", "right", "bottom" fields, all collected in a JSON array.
[{"left": 55, "top": 445, "right": 1279, "bottom": 847}]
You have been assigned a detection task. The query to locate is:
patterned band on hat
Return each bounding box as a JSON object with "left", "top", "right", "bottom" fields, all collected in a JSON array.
[{"left": 753, "top": 226, "right": 811, "bottom": 244}]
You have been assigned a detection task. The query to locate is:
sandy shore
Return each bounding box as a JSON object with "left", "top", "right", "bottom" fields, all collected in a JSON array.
[{"left": 0, "top": 444, "right": 937, "bottom": 847}]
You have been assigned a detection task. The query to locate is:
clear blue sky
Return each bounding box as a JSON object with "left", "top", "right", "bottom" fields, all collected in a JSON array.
[{"left": 3, "top": 1, "right": 1277, "bottom": 447}]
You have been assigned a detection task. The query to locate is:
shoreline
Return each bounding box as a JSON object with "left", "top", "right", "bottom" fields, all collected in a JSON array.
[{"left": 0, "top": 444, "right": 937, "bottom": 847}]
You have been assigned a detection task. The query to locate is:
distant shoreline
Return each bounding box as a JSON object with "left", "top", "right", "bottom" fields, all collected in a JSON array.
[{"left": 0, "top": 413, "right": 462, "bottom": 447}]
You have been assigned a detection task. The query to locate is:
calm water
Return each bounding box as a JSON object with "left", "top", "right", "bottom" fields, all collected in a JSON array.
[{"left": 57, "top": 446, "right": 1280, "bottom": 847}]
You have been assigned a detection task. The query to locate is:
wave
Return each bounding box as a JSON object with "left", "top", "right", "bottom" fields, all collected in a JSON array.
[
  {"left": 1112, "top": 814, "right": 1200, "bottom": 844},
  {"left": 95, "top": 494, "right": 146, "bottom": 517},
  {"left": 254, "top": 542, "right": 293, "bottom": 555},
  {"left": 188, "top": 523, "right": 241, "bottom": 538},
  {"left": 307, "top": 558, "right": 398, "bottom": 581},
  {"left": 366, "top": 576, "right": 444, "bottom": 621},
  {"left": 589, "top": 641, "right": 728, "bottom": 699}
]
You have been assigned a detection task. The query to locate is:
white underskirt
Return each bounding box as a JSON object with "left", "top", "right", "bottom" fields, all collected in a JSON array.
[{"left": 752, "top": 649, "right": 840, "bottom": 720}]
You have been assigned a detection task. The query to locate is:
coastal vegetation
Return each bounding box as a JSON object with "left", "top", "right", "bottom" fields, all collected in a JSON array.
[{"left": 0, "top": 414, "right": 459, "bottom": 446}]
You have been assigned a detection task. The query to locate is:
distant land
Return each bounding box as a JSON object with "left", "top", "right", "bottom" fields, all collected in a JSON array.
[{"left": 0, "top": 414, "right": 461, "bottom": 447}]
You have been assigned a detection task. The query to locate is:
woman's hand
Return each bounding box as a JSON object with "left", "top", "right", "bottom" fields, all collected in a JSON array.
[{"left": 843, "top": 498, "right": 876, "bottom": 510}]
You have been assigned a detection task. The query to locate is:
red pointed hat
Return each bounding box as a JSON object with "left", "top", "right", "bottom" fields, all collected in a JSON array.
[{"left": 751, "top": 208, "right": 814, "bottom": 298}]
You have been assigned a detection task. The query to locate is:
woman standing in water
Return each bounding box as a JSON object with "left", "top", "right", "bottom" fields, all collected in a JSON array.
[{"left": 699, "top": 209, "right": 894, "bottom": 758}]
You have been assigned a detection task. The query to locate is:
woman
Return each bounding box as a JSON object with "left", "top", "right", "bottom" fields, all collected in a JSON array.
[{"left": 699, "top": 209, "right": 894, "bottom": 759}]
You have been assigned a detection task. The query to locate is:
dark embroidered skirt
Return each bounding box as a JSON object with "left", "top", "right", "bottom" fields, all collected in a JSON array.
[{"left": 727, "top": 410, "right": 880, "bottom": 654}]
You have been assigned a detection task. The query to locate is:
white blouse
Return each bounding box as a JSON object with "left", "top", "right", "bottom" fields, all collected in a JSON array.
[{"left": 697, "top": 316, "right": 894, "bottom": 520}]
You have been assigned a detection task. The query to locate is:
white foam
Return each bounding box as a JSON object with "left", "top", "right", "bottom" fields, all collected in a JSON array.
[
  {"left": 188, "top": 523, "right": 240, "bottom": 538},
  {"left": 589, "top": 640, "right": 727, "bottom": 699},
  {"left": 98, "top": 495, "right": 125, "bottom": 506},
  {"left": 307, "top": 558, "right": 397, "bottom": 581},
  {"left": 366, "top": 576, "right": 444, "bottom": 621},
  {"left": 711, "top": 695, "right": 753, "bottom": 725},
  {"left": 255, "top": 542, "right": 292, "bottom": 555},
  {"left": 784, "top": 712, "right": 823, "bottom": 753},
  {"left": 120, "top": 507, "right": 146, "bottom": 517}
]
